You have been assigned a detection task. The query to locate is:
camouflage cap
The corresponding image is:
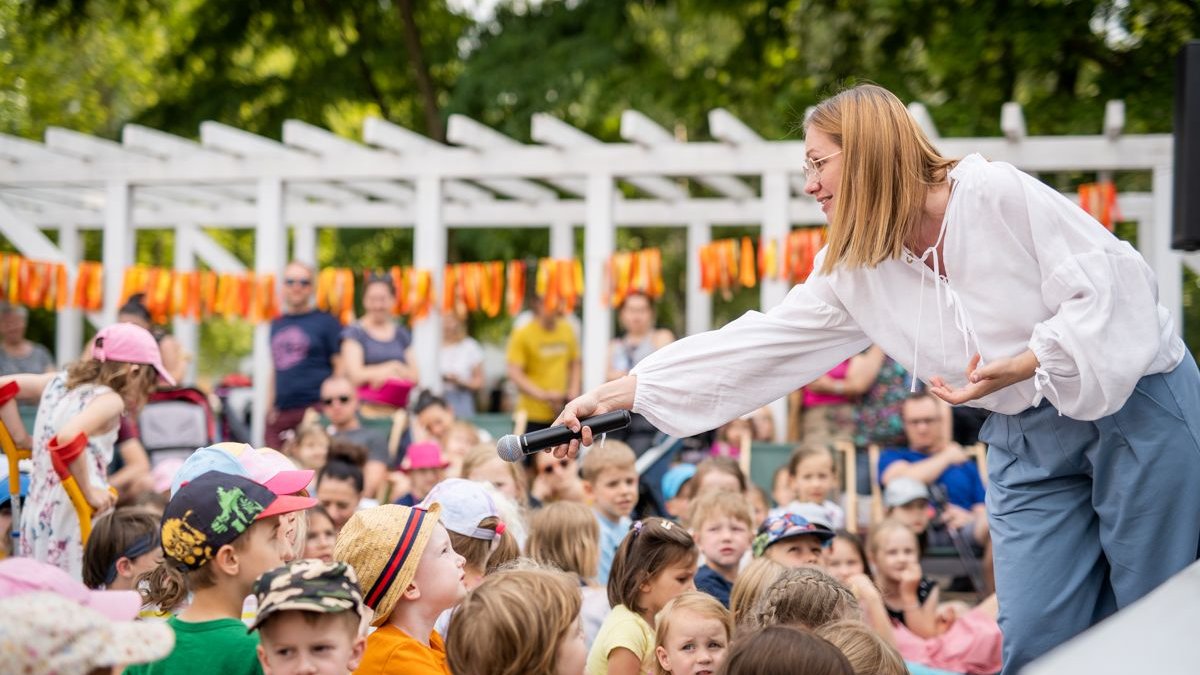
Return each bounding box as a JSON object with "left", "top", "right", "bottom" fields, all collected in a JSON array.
[{"left": 249, "top": 559, "right": 365, "bottom": 632}]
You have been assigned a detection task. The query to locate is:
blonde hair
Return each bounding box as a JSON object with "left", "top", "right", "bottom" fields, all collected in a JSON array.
[
  {"left": 580, "top": 439, "right": 637, "bottom": 482},
  {"left": 526, "top": 501, "right": 600, "bottom": 580},
  {"left": 449, "top": 516, "right": 520, "bottom": 576},
  {"left": 445, "top": 567, "right": 582, "bottom": 675},
  {"left": 815, "top": 620, "right": 907, "bottom": 675},
  {"left": 654, "top": 592, "right": 733, "bottom": 675},
  {"left": 748, "top": 566, "right": 860, "bottom": 631},
  {"left": 688, "top": 489, "right": 753, "bottom": 532},
  {"left": 462, "top": 442, "right": 528, "bottom": 507},
  {"left": 66, "top": 358, "right": 158, "bottom": 411},
  {"left": 728, "top": 557, "right": 786, "bottom": 629},
  {"left": 693, "top": 457, "right": 747, "bottom": 494},
  {"left": 807, "top": 84, "right": 958, "bottom": 274},
  {"left": 866, "top": 518, "right": 916, "bottom": 564}
]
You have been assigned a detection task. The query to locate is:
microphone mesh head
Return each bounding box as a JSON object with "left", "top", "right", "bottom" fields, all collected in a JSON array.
[{"left": 496, "top": 435, "right": 523, "bottom": 463}]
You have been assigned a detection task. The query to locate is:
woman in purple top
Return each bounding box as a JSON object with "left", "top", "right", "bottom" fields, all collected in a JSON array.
[{"left": 340, "top": 277, "right": 419, "bottom": 414}]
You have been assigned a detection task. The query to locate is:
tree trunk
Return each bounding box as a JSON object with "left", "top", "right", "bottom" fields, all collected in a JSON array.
[{"left": 397, "top": 0, "right": 444, "bottom": 141}]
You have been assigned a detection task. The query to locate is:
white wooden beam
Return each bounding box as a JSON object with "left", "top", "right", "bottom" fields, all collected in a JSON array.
[
  {"left": 709, "top": 108, "right": 807, "bottom": 194},
  {"left": 531, "top": 113, "right": 687, "bottom": 201},
  {"left": 101, "top": 181, "right": 133, "bottom": 324},
  {"left": 282, "top": 120, "right": 414, "bottom": 204},
  {"left": 251, "top": 177, "right": 285, "bottom": 447},
  {"left": 621, "top": 110, "right": 755, "bottom": 199},
  {"left": 362, "top": 117, "right": 496, "bottom": 204},
  {"left": 191, "top": 228, "right": 248, "bottom": 274},
  {"left": 582, "top": 173, "right": 615, "bottom": 394},
  {"left": 46, "top": 127, "right": 157, "bottom": 163},
  {"left": 412, "top": 176, "right": 445, "bottom": 393},
  {"left": 686, "top": 220, "right": 712, "bottom": 335},
  {"left": 1001, "top": 102, "right": 1027, "bottom": 142},
  {"left": 173, "top": 223, "right": 199, "bottom": 385},
  {"left": 0, "top": 198, "right": 67, "bottom": 261},
  {"left": 1104, "top": 100, "right": 1126, "bottom": 141},
  {"left": 449, "top": 114, "right": 585, "bottom": 196},
  {"left": 55, "top": 223, "right": 84, "bottom": 366},
  {"left": 907, "top": 102, "right": 940, "bottom": 141}
]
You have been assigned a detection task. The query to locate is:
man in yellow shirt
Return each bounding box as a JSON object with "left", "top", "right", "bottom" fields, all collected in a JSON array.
[{"left": 506, "top": 302, "right": 581, "bottom": 430}]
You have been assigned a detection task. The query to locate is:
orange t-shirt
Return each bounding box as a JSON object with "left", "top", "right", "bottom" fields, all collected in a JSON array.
[{"left": 354, "top": 626, "right": 449, "bottom": 675}]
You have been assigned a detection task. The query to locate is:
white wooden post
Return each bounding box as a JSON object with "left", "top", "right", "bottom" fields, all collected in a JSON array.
[
  {"left": 1150, "top": 166, "right": 1183, "bottom": 335},
  {"left": 251, "top": 178, "right": 285, "bottom": 446},
  {"left": 172, "top": 223, "right": 199, "bottom": 385},
  {"left": 686, "top": 220, "right": 712, "bottom": 336},
  {"left": 412, "top": 175, "right": 445, "bottom": 393},
  {"left": 761, "top": 171, "right": 791, "bottom": 441},
  {"left": 55, "top": 223, "right": 84, "bottom": 365},
  {"left": 293, "top": 222, "right": 317, "bottom": 267},
  {"left": 583, "top": 173, "right": 615, "bottom": 394},
  {"left": 102, "top": 180, "right": 133, "bottom": 326},
  {"left": 550, "top": 218, "right": 574, "bottom": 260}
]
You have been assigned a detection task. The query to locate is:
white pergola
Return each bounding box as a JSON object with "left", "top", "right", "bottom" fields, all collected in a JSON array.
[{"left": 0, "top": 100, "right": 1191, "bottom": 445}]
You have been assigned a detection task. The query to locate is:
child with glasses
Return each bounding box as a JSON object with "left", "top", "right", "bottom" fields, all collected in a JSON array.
[{"left": 529, "top": 448, "right": 585, "bottom": 506}]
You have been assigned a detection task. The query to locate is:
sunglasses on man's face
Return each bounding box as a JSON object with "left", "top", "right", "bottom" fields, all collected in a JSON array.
[
  {"left": 540, "top": 458, "right": 572, "bottom": 475},
  {"left": 284, "top": 277, "right": 313, "bottom": 287},
  {"left": 322, "top": 395, "right": 352, "bottom": 406}
]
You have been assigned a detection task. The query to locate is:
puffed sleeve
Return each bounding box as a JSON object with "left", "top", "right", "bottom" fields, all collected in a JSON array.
[
  {"left": 630, "top": 269, "right": 871, "bottom": 438},
  {"left": 1006, "top": 167, "right": 1173, "bottom": 420}
]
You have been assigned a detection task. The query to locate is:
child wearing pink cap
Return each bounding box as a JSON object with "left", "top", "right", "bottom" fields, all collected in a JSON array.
[
  {"left": 0, "top": 322, "right": 173, "bottom": 578},
  {"left": 394, "top": 441, "right": 449, "bottom": 506}
]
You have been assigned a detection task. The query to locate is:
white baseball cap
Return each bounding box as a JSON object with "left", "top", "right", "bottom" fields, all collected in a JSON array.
[
  {"left": 419, "top": 478, "right": 505, "bottom": 541},
  {"left": 884, "top": 478, "right": 932, "bottom": 509}
]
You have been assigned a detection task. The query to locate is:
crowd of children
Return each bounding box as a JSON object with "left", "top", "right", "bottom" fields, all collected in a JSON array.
[{"left": 0, "top": 323, "right": 1008, "bottom": 675}]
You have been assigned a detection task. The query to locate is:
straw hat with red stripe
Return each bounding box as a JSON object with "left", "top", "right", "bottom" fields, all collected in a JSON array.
[{"left": 333, "top": 503, "right": 442, "bottom": 627}]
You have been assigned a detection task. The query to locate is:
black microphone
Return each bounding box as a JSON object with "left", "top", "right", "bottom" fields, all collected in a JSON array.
[{"left": 496, "top": 410, "right": 633, "bottom": 462}]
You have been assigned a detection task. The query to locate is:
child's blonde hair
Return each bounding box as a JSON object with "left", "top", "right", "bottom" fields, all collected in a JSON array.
[
  {"left": 609, "top": 518, "right": 697, "bottom": 614},
  {"left": 462, "top": 442, "right": 528, "bottom": 506},
  {"left": 866, "top": 518, "right": 915, "bottom": 567},
  {"left": 580, "top": 439, "right": 637, "bottom": 482},
  {"left": 728, "top": 557, "right": 786, "bottom": 628},
  {"left": 747, "top": 566, "right": 860, "bottom": 631},
  {"left": 788, "top": 443, "right": 838, "bottom": 478},
  {"left": 526, "top": 501, "right": 600, "bottom": 580},
  {"left": 654, "top": 591, "right": 733, "bottom": 675},
  {"left": 445, "top": 566, "right": 582, "bottom": 675},
  {"left": 688, "top": 489, "right": 753, "bottom": 533},
  {"left": 66, "top": 358, "right": 158, "bottom": 410},
  {"left": 815, "top": 620, "right": 907, "bottom": 675},
  {"left": 449, "top": 516, "right": 520, "bottom": 576},
  {"left": 693, "top": 457, "right": 747, "bottom": 493}
]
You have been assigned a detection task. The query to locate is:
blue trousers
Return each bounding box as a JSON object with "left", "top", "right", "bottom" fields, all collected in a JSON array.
[{"left": 982, "top": 351, "right": 1200, "bottom": 674}]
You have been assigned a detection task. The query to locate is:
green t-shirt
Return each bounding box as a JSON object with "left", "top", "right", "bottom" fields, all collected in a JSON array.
[{"left": 124, "top": 616, "right": 262, "bottom": 675}]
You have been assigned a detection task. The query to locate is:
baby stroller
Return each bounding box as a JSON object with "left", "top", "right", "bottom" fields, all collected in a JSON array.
[{"left": 138, "top": 387, "right": 217, "bottom": 467}]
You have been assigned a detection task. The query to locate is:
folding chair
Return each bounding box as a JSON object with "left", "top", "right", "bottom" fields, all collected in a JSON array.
[
  {"left": 0, "top": 381, "right": 31, "bottom": 551},
  {"left": 47, "top": 433, "right": 100, "bottom": 545}
]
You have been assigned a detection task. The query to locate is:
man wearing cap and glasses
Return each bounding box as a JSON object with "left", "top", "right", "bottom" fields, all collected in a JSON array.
[{"left": 267, "top": 261, "right": 343, "bottom": 449}]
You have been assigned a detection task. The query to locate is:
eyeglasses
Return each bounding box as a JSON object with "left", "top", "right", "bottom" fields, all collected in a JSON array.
[
  {"left": 321, "top": 395, "right": 352, "bottom": 406},
  {"left": 540, "top": 458, "right": 572, "bottom": 475},
  {"left": 803, "top": 150, "right": 842, "bottom": 182},
  {"left": 284, "top": 278, "right": 313, "bottom": 287}
]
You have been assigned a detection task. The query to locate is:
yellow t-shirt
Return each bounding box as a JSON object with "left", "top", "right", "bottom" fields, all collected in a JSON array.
[
  {"left": 506, "top": 318, "right": 579, "bottom": 424},
  {"left": 354, "top": 626, "right": 449, "bottom": 675},
  {"left": 586, "top": 603, "right": 656, "bottom": 675}
]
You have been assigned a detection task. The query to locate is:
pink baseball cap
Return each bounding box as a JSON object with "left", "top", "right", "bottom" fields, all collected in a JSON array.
[
  {"left": 212, "top": 442, "right": 315, "bottom": 495},
  {"left": 93, "top": 322, "right": 176, "bottom": 386},
  {"left": 400, "top": 441, "right": 450, "bottom": 472},
  {"left": 0, "top": 558, "right": 141, "bottom": 621}
]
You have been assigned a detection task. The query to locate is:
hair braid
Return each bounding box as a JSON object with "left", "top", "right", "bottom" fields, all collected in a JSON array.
[{"left": 749, "top": 566, "right": 860, "bottom": 630}]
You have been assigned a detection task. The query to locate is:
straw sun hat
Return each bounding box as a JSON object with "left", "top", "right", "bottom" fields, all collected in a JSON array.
[{"left": 333, "top": 503, "right": 442, "bottom": 627}]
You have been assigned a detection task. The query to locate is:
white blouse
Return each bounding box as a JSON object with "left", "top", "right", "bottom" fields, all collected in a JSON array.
[{"left": 631, "top": 154, "right": 1186, "bottom": 438}]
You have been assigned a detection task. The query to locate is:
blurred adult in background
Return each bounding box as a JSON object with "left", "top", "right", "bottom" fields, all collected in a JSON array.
[
  {"left": 340, "top": 276, "right": 419, "bottom": 417},
  {"left": 267, "top": 261, "right": 342, "bottom": 448},
  {"left": 320, "top": 375, "right": 391, "bottom": 499},
  {"left": 605, "top": 291, "right": 673, "bottom": 451},
  {"left": 0, "top": 302, "right": 55, "bottom": 377},
  {"left": 440, "top": 312, "right": 484, "bottom": 418},
  {"left": 506, "top": 299, "right": 580, "bottom": 432}
]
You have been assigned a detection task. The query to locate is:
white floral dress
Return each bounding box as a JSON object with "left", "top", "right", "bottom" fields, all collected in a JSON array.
[{"left": 19, "top": 373, "right": 118, "bottom": 578}]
